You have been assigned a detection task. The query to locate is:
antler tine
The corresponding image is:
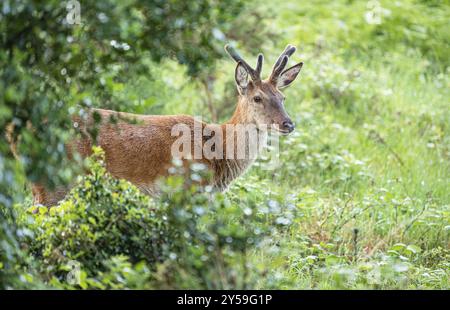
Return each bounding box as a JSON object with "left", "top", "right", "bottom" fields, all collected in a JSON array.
[
  {"left": 270, "top": 44, "right": 297, "bottom": 83},
  {"left": 255, "top": 53, "right": 264, "bottom": 77},
  {"left": 272, "top": 44, "right": 296, "bottom": 70},
  {"left": 271, "top": 55, "right": 289, "bottom": 82},
  {"left": 225, "top": 44, "right": 260, "bottom": 81}
]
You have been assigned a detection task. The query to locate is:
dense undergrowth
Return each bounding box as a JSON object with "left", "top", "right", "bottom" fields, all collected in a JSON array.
[{"left": 2, "top": 0, "right": 449, "bottom": 289}]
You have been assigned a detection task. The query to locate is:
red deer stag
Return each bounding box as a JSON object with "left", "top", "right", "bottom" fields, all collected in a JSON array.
[{"left": 32, "top": 44, "right": 303, "bottom": 205}]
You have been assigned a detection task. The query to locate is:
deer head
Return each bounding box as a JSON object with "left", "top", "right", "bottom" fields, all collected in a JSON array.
[{"left": 225, "top": 44, "right": 303, "bottom": 134}]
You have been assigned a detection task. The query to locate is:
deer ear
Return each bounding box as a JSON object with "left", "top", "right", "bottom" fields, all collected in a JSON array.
[
  {"left": 235, "top": 62, "right": 249, "bottom": 94},
  {"left": 277, "top": 62, "right": 303, "bottom": 89}
]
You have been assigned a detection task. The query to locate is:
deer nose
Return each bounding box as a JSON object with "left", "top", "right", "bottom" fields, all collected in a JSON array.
[{"left": 282, "top": 120, "right": 295, "bottom": 133}]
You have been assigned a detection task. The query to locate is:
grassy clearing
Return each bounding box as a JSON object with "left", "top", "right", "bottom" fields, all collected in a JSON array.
[{"left": 227, "top": 0, "right": 449, "bottom": 289}]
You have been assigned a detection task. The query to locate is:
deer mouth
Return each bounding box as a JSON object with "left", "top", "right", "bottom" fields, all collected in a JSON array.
[
  {"left": 276, "top": 129, "right": 291, "bottom": 135},
  {"left": 271, "top": 124, "right": 292, "bottom": 135}
]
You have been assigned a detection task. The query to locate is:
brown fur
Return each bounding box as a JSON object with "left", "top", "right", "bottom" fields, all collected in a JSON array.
[{"left": 32, "top": 104, "right": 259, "bottom": 205}]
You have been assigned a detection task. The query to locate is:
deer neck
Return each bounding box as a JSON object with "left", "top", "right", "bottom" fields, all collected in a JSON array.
[
  {"left": 211, "top": 97, "right": 267, "bottom": 190},
  {"left": 225, "top": 97, "right": 254, "bottom": 126}
]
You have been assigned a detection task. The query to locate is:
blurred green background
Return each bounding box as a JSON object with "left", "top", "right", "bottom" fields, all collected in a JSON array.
[{"left": 0, "top": 0, "right": 449, "bottom": 289}]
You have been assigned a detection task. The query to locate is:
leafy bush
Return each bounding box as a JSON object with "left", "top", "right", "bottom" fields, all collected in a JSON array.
[
  {"left": 25, "top": 148, "right": 171, "bottom": 279},
  {"left": 20, "top": 148, "right": 286, "bottom": 289}
]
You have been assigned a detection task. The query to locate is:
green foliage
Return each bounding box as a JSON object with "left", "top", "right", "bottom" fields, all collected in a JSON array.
[
  {"left": 19, "top": 149, "right": 286, "bottom": 289},
  {"left": 153, "top": 166, "right": 277, "bottom": 289},
  {"left": 24, "top": 147, "right": 170, "bottom": 278},
  {"left": 0, "top": 216, "right": 22, "bottom": 288},
  {"left": 2, "top": 0, "right": 450, "bottom": 289},
  {"left": 0, "top": 0, "right": 264, "bottom": 288}
]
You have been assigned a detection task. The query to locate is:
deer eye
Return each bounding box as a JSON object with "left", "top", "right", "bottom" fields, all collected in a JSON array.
[{"left": 253, "top": 96, "right": 262, "bottom": 103}]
